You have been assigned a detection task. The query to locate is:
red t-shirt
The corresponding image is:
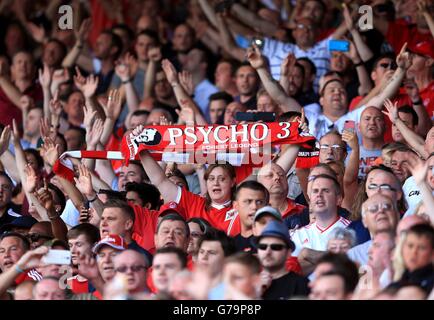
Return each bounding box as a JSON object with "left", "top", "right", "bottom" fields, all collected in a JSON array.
[
  {"left": 68, "top": 276, "right": 90, "bottom": 294},
  {"left": 0, "top": 83, "right": 43, "bottom": 127},
  {"left": 281, "top": 198, "right": 306, "bottom": 219},
  {"left": 386, "top": 19, "right": 433, "bottom": 55},
  {"left": 131, "top": 204, "right": 161, "bottom": 254},
  {"left": 177, "top": 188, "right": 239, "bottom": 236}
]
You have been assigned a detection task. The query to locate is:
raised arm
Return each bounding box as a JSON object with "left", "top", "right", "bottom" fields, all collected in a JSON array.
[
  {"left": 366, "top": 43, "right": 411, "bottom": 109},
  {"left": 404, "top": 78, "right": 432, "bottom": 136},
  {"left": 38, "top": 64, "right": 52, "bottom": 119},
  {"left": 62, "top": 18, "right": 91, "bottom": 68},
  {"left": 132, "top": 125, "right": 179, "bottom": 202},
  {"left": 215, "top": 13, "right": 246, "bottom": 62},
  {"left": 0, "top": 126, "right": 20, "bottom": 183},
  {"left": 345, "top": 40, "right": 373, "bottom": 96},
  {"left": 143, "top": 46, "right": 162, "bottom": 99},
  {"left": 341, "top": 130, "right": 360, "bottom": 211},
  {"left": 99, "top": 89, "right": 122, "bottom": 146},
  {"left": 383, "top": 99, "right": 428, "bottom": 158},
  {"left": 406, "top": 153, "right": 434, "bottom": 225},
  {"left": 115, "top": 53, "right": 139, "bottom": 112},
  {"left": 0, "top": 61, "right": 23, "bottom": 108},
  {"left": 418, "top": 0, "right": 434, "bottom": 38},
  {"left": 246, "top": 45, "right": 302, "bottom": 112},
  {"left": 230, "top": 3, "right": 278, "bottom": 37}
]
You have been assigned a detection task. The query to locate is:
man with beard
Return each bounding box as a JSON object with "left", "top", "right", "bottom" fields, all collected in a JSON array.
[
  {"left": 358, "top": 107, "right": 386, "bottom": 178},
  {"left": 256, "top": 221, "right": 309, "bottom": 299},
  {"left": 234, "top": 63, "right": 260, "bottom": 110}
]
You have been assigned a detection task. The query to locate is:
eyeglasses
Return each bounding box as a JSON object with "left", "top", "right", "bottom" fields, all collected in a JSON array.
[
  {"left": 320, "top": 144, "right": 343, "bottom": 151},
  {"left": 190, "top": 232, "right": 203, "bottom": 239},
  {"left": 296, "top": 24, "right": 313, "bottom": 31},
  {"left": 257, "top": 243, "right": 287, "bottom": 251},
  {"left": 378, "top": 62, "right": 397, "bottom": 70},
  {"left": 115, "top": 265, "right": 147, "bottom": 273},
  {"left": 366, "top": 203, "right": 393, "bottom": 214},
  {"left": 367, "top": 183, "right": 397, "bottom": 192},
  {"left": 26, "top": 233, "right": 54, "bottom": 243}
]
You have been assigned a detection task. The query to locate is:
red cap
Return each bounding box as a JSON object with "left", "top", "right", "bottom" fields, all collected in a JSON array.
[
  {"left": 159, "top": 201, "right": 186, "bottom": 218},
  {"left": 408, "top": 41, "right": 434, "bottom": 60},
  {"left": 93, "top": 234, "right": 128, "bottom": 253}
]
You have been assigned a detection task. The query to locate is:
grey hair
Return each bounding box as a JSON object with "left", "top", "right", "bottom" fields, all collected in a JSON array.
[{"left": 327, "top": 227, "right": 357, "bottom": 247}]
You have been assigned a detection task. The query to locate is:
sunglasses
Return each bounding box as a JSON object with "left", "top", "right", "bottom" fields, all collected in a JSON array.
[
  {"left": 116, "top": 265, "right": 147, "bottom": 273},
  {"left": 26, "top": 233, "right": 54, "bottom": 243},
  {"left": 257, "top": 243, "right": 287, "bottom": 251},
  {"left": 378, "top": 62, "right": 397, "bottom": 70},
  {"left": 367, "top": 183, "right": 397, "bottom": 192}
]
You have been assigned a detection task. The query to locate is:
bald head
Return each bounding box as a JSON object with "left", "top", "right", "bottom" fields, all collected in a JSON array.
[
  {"left": 397, "top": 215, "right": 429, "bottom": 236},
  {"left": 14, "top": 281, "right": 35, "bottom": 300}
]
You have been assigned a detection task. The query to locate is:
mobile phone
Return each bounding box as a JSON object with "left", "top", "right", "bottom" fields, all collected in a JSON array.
[
  {"left": 235, "top": 112, "right": 276, "bottom": 122},
  {"left": 328, "top": 39, "right": 350, "bottom": 52},
  {"left": 252, "top": 37, "right": 265, "bottom": 50},
  {"left": 41, "top": 249, "right": 71, "bottom": 265},
  {"left": 343, "top": 120, "right": 355, "bottom": 133}
]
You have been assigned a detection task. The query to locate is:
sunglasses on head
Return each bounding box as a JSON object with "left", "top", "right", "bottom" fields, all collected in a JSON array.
[
  {"left": 257, "top": 243, "right": 287, "bottom": 251},
  {"left": 379, "top": 62, "right": 397, "bottom": 70},
  {"left": 26, "top": 233, "right": 54, "bottom": 243}
]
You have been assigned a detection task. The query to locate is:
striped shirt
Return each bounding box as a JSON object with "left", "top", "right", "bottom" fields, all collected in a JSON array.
[{"left": 262, "top": 36, "right": 333, "bottom": 93}]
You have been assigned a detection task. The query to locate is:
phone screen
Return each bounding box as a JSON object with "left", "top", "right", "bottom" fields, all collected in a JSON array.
[{"left": 344, "top": 120, "right": 355, "bottom": 133}]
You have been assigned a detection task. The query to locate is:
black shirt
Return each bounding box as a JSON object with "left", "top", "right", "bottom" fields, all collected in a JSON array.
[
  {"left": 233, "top": 234, "right": 254, "bottom": 252},
  {"left": 262, "top": 272, "right": 310, "bottom": 300},
  {"left": 388, "top": 264, "right": 434, "bottom": 294}
]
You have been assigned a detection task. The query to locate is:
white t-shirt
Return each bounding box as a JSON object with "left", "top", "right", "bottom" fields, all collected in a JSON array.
[
  {"left": 291, "top": 216, "right": 351, "bottom": 256},
  {"left": 358, "top": 146, "right": 382, "bottom": 179},
  {"left": 305, "top": 105, "right": 367, "bottom": 140},
  {"left": 262, "top": 36, "right": 332, "bottom": 93},
  {"left": 347, "top": 240, "right": 372, "bottom": 266}
]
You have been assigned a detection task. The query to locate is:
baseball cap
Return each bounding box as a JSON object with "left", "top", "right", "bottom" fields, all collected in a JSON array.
[
  {"left": 255, "top": 221, "right": 295, "bottom": 252},
  {"left": 159, "top": 201, "right": 186, "bottom": 218},
  {"left": 254, "top": 206, "right": 282, "bottom": 222},
  {"left": 92, "top": 234, "right": 128, "bottom": 253},
  {"left": 408, "top": 41, "right": 434, "bottom": 60},
  {"left": 0, "top": 216, "right": 38, "bottom": 235}
]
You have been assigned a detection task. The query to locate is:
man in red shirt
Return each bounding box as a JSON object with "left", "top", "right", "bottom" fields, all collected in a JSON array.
[
  {"left": 0, "top": 51, "right": 43, "bottom": 127},
  {"left": 257, "top": 162, "right": 305, "bottom": 218}
]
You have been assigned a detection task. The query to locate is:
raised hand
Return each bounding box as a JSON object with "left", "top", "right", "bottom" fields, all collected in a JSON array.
[
  {"left": 19, "top": 95, "right": 35, "bottom": 113},
  {"left": 148, "top": 46, "right": 162, "bottom": 62},
  {"left": 38, "top": 64, "right": 52, "bottom": 89},
  {"left": 81, "top": 74, "right": 99, "bottom": 99},
  {"left": 52, "top": 68, "right": 70, "bottom": 87},
  {"left": 297, "top": 108, "right": 309, "bottom": 134},
  {"left": 26, "top": 22, "right": 46, "bottom": 44},
  {"left": 40, "top": 118, "right": 57, "bottom": 142},
  {"left": 246, "top": 44, "right": 266, "bottom": 70},
  {"left": 115, "top": 53, "right": 137, "bottom": 82},
  {"left": 33, "top": 179, "right": 55, "bottom": 212},
  {"left": 280, "top": 53, "right": 296, "bottom": 77},
  {"left": 176, "top": 103, "right": 195, "bottom": 125},
  {"left": 161, "top": 59, "right": 179, "bottom": 85},
  {"left": 342, "top": 129, "right": 358, "bottom": 150},
  {"left": 179, "top": 70, "right": 194, "bottom": 96},
  {"left": 86, "top": 117, "right": 104, "bottom": 149},
  {"left": 0, "top": 126, "right": 11, "bottom": 157},
  {"left": 24, "top": 163, "right": 40, "bottom": 193},
  {"left": 74, "top": 164, "right": 95, "bottom": 198},
  {"left": 382, "top": 99, "right": 399, "bottom": 123},
  {"left": 417, "top": 0, "right": 429, "bottom": 13},
  {"left": 73, "top": 66, "right": 86, "bottom": 90},
  {"left": 40, "top": 137, "right": 60, "bottom": 167},
  {"left": 83, "top": 105, "right": 97, "bottom": 129},
  {"left": 405, "top": 153, "right": 428, "bottom": 185},
  {"left": 77, "top": 253, "right": 101, "bottom": 281},
  {"left": 101, "top": 89, "right": 122, "bottom": 120},
  {"left": 16, "top": 246, "right": 49, "bottom": 271},
  {"left": 75, "top": 18, "right": 91, "bottom": 44},
  {"left": 342, "top": 3, "right": 354, "bottom": 31},
  {"left": 396, "top": 43, "right": 412, "bottom": 70}
]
